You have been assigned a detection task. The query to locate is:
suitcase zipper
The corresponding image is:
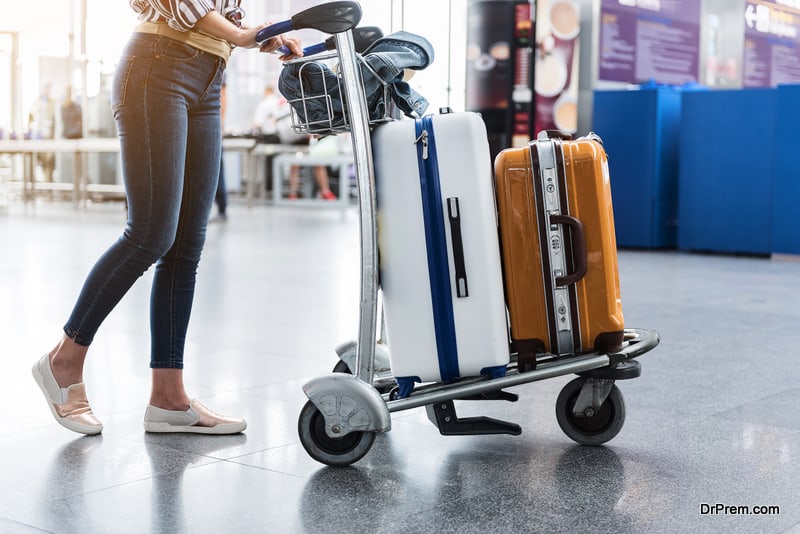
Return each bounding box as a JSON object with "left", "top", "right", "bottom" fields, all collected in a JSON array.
[
  {"left": 414, "top": 130, "right": 429, "bottom": 159},
  {"left": 415, "top": 117, "right": 459, "bottom": 381}
]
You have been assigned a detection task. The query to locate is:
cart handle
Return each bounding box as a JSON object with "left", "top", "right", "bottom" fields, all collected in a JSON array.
[
  {"left": 255, "top": 1, "right": 363, "bottom": 45},
  {"left": 277, "top": 25, "right": 383, "bottom": 57},
  {"left": 291, "top": 41, "right": 330, "bottom": 57}
]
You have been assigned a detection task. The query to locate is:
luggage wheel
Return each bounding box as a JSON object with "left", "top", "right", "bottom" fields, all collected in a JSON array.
[
  {"left": 298, "top": 400, "right": 377, "bottom": 467},
  {"left": 555, "top": 377, "right": 626, "bottom": 445},
  {"left": 298, "top": 373, "right": 390, "bottom": 467}
]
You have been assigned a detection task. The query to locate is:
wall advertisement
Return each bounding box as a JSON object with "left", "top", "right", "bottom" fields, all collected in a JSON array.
[
  {"left": 598, "top": 0, "right": 701, "bottom": 85},
  {"left": 743, "top": 0, "right": 800, "bottom": 87},
  {"left": 534, "top": 0, "right": 581, "bottom": 135}
]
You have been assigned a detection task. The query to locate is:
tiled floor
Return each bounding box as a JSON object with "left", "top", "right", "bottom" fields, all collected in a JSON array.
[{"left": 1, "top": 199, "right": 799, "bottom": 533}]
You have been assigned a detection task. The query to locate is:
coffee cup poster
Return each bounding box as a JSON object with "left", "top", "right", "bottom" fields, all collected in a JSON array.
[{"left": 535, "top": 0, "right": 582, "bottom": 135}]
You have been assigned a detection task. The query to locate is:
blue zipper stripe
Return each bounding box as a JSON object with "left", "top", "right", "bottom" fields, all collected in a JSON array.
[{"left": 415, "top": 117, "right": 460, "bottom": 381}]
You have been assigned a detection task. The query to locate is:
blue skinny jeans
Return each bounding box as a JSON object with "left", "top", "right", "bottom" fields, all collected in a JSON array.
[{"left": 64, "top": 32, "right": 225, "bottom": 369}]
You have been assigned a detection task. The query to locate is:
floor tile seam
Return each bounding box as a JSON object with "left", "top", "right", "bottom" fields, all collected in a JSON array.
[
  {"left": 635, "top": 400, "right": 793, "bottom": 423},
  {"left": 780, "top": 520, "right": 800, "bottom": 533},
  {"left": 101, "top": 432, "right": 249, "bottom": 464},
  {"left": 223, "top": 443, "right": 309, "bottom": 480},
  {"left": 0, "top": 515, "right": 54, "bottom": 534},
  {"left": 203, "top": 455, "right": 307, "bottom": 477},
  {"left": 707, "top": 413, "right": 800, "bottom": 433},
  {"left": 45, "top": 472, "right": 183, "bottom": 502},
  {"left": 707, "top": 385, "right": 800, "bottom": 423},
  {"left": 694, "top": 405, "right": 800, "bottom": 433},
  {"left": 227, "top": 459, "right": 308, "bottom": 480},
  {"left": 38, "top": 458, "right": 250, "bottom": 502},
  {"left": 198, "top": 444, "right": 294, "bottom": 461}
]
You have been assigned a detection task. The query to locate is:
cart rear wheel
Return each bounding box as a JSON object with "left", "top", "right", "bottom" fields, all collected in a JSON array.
[
  {"left": 298, "top": 400, "right": 376, "bottom": 466},
  {"left": 556, "top": 378, "right": 625, "bottom": 445}
]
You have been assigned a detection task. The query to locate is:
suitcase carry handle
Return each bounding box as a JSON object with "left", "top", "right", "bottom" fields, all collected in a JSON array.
[
  {"left": 446, "top": 197, "right": 469, "bottom": 298},
  {"left": 550, "top": 214, "right": 587, "bottom": 286},
  {"left": 538, "top": 129, "right": 573, "bottom": 141}
]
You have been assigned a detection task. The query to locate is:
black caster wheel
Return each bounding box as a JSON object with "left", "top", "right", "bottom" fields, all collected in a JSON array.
[
  {"left": 297, "top": 400, "right": 376, "bottom": 467},
  {"left": 555, "top": 377, "right": 626, "bottom": 446}
]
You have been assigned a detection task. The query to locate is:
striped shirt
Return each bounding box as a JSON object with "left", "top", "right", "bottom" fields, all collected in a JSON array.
[{"left": 130, "top": 0, "right": 243, "bottom": 32}]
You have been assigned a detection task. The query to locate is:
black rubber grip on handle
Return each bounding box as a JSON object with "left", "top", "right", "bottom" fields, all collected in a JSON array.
[{"left": 256, "top": 1, "right": 362, "bottom": 44}]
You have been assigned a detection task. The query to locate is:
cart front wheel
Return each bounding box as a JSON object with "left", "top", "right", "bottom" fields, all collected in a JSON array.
[
  {"left": 556, "top": 378, "right": 626, "bottom": 445},
  {"left": 298, "top": 400, "right": 376, "bottom": 466}
]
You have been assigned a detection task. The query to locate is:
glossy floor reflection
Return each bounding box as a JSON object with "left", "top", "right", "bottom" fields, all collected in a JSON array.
[{"left": 2, "top": 201, "right": 799, "bottom": 533}]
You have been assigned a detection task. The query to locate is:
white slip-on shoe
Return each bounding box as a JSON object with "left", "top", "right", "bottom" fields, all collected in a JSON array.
[
  {"left": 31, "top": 353, "right": 103, "bottom": 435},
  {"left": 143, "top": 399, "right": 247, "bottom": 434}
]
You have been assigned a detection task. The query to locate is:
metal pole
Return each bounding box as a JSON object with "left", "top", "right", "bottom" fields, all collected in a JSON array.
[
  {"left": 80, "top": 0, "right": 88, "bottom": 140},
  {"left": 334, "top": 29, "right": 378, "bottom": 386},
  {"left": 447, "top": 0, "right": 452, "bottom": 108},
  {"left": 9, "top": 32, "right": 21, "bottom": 136}
]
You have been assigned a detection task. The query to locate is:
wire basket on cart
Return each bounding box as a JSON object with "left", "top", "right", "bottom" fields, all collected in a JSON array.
[{"left": 280, "top": 50, "right": 396, "bottom": 137}]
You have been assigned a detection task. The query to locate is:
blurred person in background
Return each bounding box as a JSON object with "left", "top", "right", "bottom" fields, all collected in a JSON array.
[{"left": 28, "top": 83, "right": 56, "bottom": 182}]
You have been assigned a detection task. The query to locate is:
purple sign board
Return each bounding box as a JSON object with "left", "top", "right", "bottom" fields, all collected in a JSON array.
[
  {"left": 743, "top": 0, "right": 800, "bottom": 87},
  {"left": 599, "top": 0, "right": 701, "bottom": 85}
]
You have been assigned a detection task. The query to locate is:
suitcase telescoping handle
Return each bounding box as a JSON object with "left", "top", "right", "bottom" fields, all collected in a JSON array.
[{"left": 550, "top": 214, "right": 587, "bottom": 287}]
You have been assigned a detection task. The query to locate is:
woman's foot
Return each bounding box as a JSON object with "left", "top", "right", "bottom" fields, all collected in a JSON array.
[
  {"left": 143, "top": 399, "right": 246, "bottom": 434},
  {"left": 32, "top": 353, "right": 103, "bottom": 435}
]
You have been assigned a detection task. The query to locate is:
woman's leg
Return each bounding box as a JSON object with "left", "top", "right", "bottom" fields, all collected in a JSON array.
[
  {"left": 48, "top": 336, "right": 88, "bottom": 387},
  {"left": 314, "top": 165, "right": 336, "bottom": 199},
  {"left": 49, "top": 34, "right": 189, "bottom": 387},
  {"left": 143, "top": 85, "right": 248, "bottom": 431},
  {"left": 148, "top": 56, "right": 225, "bottom": 410}
]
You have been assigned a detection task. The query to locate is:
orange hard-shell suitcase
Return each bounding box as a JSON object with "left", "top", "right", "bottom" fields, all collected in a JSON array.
[{"left": 494, "top": 131, "right": 624, "bottom": 370}]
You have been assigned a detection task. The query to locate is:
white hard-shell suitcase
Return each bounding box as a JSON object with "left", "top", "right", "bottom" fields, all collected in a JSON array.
[{"left": 372, "top": 110, "right": 510, "bottom": 397}]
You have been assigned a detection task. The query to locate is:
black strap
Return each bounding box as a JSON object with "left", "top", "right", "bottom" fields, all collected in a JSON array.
[{"left": 446, "top": 197, "right": 469, "bottom": 298}]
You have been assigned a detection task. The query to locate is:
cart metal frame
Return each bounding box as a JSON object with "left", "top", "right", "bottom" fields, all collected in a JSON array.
[{"left": 262, "top": 2, "right": 659, "bottom": 467}]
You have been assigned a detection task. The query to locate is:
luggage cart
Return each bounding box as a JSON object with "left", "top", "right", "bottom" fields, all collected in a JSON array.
[{"left": 257, "top": 1, "right": 659, "bottom": 467}]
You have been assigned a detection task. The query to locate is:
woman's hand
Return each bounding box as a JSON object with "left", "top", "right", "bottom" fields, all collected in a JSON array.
[
  {"left": 260, "top": 35, "right": 303, "bottom": 61},
  {"left": 234, "top": 24, "right": 303, "bottom": 60},
  {"left": 196, "top": 12, "right": 302, "bottom": 59}
]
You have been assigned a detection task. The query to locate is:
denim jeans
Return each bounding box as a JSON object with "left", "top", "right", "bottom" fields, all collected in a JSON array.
[{"left": 64, "top": 32, "right": 225, "bottom": 369}]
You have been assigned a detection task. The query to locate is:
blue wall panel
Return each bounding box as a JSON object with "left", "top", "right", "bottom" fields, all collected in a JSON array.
[
  {"left": 772, "top": 85, "right": 800, "bottom": 255},
  {"left": 593, "top": 88, "right": 681, "bottom": 248},
  {"left": 677, "top": 89, "right": 775, "bottom": 255}
]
